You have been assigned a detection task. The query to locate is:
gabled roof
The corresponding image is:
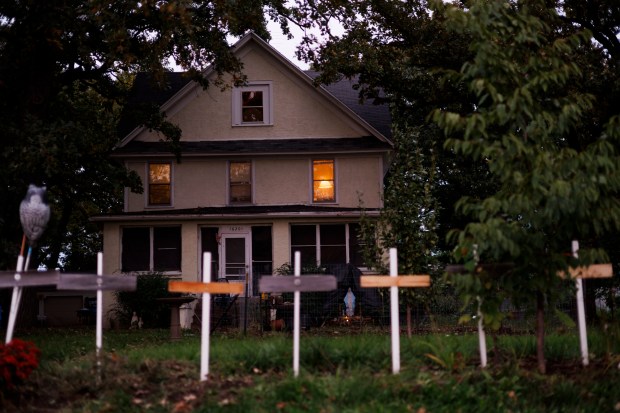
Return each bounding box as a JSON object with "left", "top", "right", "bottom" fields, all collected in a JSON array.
[{"left": 117, "top": 32, "right": 392, "bottom": 150}]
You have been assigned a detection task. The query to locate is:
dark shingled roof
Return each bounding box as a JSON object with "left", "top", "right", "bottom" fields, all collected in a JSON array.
[
  {"left": 113, "top": 136, "right": 391, "bottom": 156},
  {"left": 305, "top": 71, "right": 392, "bottom": 139}
]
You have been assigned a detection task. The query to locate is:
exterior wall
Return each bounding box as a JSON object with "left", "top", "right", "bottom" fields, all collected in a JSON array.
[
  {"left": 124, "top": 154, "right": 384, "bottom": 211},
  {"left": 134, "top": 47, "right": 368, "bottom": 143}
]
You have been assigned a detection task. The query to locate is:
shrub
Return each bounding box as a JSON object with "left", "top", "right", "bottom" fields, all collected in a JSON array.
[
  {"left": 112, "top": 272, "right": 175, "bottom": 328},
  {"left": 0, "top": 339, "right": 40, "bottom": 391}
]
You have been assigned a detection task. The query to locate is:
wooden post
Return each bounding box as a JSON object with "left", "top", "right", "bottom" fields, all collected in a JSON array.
[
  {"left": 360, "top": 248, "right": 430, "bottom": 374},
  {"left": 167, "top": 252, "right": 244, "bottom": 381},
  {"left": 259, "top": 251, "right": 337, "bottom": 377}
]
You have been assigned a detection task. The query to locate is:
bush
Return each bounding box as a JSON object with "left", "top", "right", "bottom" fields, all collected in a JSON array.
[
  {"left": 0, "top": 339, "right": 40, "bottom": 391},
  {"left": 112, "top": 272, "right": 175, "bottom": 328}
]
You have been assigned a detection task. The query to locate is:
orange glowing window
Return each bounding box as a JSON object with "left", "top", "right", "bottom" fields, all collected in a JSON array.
[{"left": 313, "top": 160, "right": 335, "bottom": 202}]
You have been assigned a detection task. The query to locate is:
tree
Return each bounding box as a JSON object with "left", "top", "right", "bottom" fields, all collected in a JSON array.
[
  {"left": 432, "top": 0, "right": 620, "bottom": 373},
  {"left": 292, "top": 0, "right": 619, "bottom": 372},
  {"left": 0, "top": 0, "right": 290, "bottom": 271}
]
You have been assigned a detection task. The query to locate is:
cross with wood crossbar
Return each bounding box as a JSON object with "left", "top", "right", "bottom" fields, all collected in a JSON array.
[
  {"left": 167, "top": 252, "right": 243, "bottom": 381},
  {"left": 56, "top": 253, "right": 137, "bottom": 370},
  {"left": 259, "top": 251, "right": 337, "bottom": 377},
  {"left": 561, "top": 241, "right": 612, "bottom": 366},
  {"left": 360, "top": 248, "right": 430, "bottom": 374}
]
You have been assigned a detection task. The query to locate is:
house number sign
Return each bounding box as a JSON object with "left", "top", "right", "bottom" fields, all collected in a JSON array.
[{"left": 223, "top": 225, "right": 249, "bottom": 233}]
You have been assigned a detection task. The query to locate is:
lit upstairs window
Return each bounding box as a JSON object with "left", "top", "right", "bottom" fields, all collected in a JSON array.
[{"left": 313, "top": 159, "right": 335, "bottom": 202}]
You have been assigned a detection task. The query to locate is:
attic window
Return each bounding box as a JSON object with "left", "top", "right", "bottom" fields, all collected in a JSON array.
[{"left": 232, "top": 82, "right": 273, "bottom": 126}]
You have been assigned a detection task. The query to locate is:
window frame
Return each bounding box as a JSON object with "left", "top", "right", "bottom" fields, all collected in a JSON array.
[
  {"left": 290, "top": 223, "right": 366, "bottom": 268},
  {"left": 121, "top": 226, "right": 182, "bottom": 274},
  {"left": 311, "top": 159, "right": 336, "bottom": 204},
  {"left": 232, "top": 82, "right": 273, "bottom": 126},
  {"left": 228, "top": 160, "right": 253, "bottom": 204},
  {"left": 146, "top": 161, "right": 173, "bottom": 207}
]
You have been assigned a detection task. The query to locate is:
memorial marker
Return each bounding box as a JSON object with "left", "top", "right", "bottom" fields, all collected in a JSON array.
[
  {"left": 167, "top": 252, "right": 243, "bottom": 381},
  {"left": 57, "top": 252, "right": 137, "bottom": 367},
  {"left": 1, "top": 269, "right": 60, "bottom": 343},
  {"left": 446, "top": 259, "right": 515, "bottom": 368},
  {"left": 259, "top": 251, "right": 337, "bottom": 377},
  {"left": 560, "top": 240, "right": 612, "bottom": 366},
  {"left": 360, "top": 248, "right": 430, "bottom": 374}
]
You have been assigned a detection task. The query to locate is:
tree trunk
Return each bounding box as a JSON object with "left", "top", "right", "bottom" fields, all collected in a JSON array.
[
  {"left": 406, "top": 305, "right": 412, "bottom": 338},
  {"left": 43, "top": 199, "right": 73, "bottom": 269},
  {"left": 536, "top": 291, "right": 546, "bottom": 374}
]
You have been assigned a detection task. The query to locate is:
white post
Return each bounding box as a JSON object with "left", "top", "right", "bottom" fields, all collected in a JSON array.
[
  {"left": 389, "top": 248, "right": 401, "bottom": 374},
  {"left": 5, "top": 254, "right": 25, "bottom": 344},
  {"left": 201, "top": 252, "right": 212, "bottom": 381},
  {"left": 572, "top": 240, "right": 589, "bottom": 366},
  {"left": 293, "top": 251, "right": 301, "bottom": 377},
  {"left": 477, "top": 297, "right": 487, "bottom": 368},
  {"left": 96, "top": 252, "right": 103, "bottom": 364}
]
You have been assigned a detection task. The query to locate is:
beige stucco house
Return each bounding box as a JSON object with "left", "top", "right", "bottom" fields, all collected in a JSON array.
[{"left": 93, "top": 33, "right": 392, "bottom": 300}]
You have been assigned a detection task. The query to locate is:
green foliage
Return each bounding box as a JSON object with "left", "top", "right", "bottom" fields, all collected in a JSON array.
[
  {"left": 112, "top": 272, "right": 175, "bottom": 328},
  {"left": 430, "top": 0, "right": 620, "bottom": 371},
  {"left": 0, "top": 0, "right": 290, "bottom": 270}
]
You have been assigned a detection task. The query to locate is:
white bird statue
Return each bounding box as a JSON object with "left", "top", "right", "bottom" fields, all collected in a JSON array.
[{"left": 19, "top": 184, "right": 51, "bottom": 246}]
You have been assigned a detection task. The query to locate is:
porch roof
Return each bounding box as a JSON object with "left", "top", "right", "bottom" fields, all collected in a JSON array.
[
  {"left": 91, "top": 204, "right": 381, "bottom": 222},
  {"left": 111, "top": 136, "right": 391, "bottom": 158}
]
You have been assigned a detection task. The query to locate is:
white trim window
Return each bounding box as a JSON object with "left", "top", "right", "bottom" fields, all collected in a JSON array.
[
  {"left": 147, "top": 161, "right": 172, "bottom": 206},
  {"left": 229, "top": 161, "right": 253, "bottom": 204},
  {"left": 290, "top": 223, "right": 366, "bottom": 267},
  {"left": 121, "top": 226, "right": 182, "bottom": 273},
  {"left": 312, "top": 159, "right": 336, "bottom": 203},
  {"left": 232, "top": 82, "right": 273, "bottom": 126}
]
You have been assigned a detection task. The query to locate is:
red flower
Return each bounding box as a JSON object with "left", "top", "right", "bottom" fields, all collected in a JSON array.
[{"left": 0, "top": 339, "right": 40, "bottom": 391}]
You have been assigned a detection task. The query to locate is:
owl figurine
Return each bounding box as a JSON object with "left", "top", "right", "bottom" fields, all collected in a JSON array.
[{"left": 19, "top": 184, "right": 51, "bottom": 246}]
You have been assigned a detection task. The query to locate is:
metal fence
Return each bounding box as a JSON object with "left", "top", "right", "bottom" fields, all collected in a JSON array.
[{"left": 200, "top": 289, "right": 584, "bottom": 336}]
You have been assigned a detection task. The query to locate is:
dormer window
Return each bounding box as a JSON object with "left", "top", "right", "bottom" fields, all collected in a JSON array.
[{"left": 232, "top": 82, "right": 273, "bottom": 126}]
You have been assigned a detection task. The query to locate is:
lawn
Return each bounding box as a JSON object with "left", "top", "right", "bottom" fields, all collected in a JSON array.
[{"left": 2, "top": 327, "right": 619, "bottom": 412}]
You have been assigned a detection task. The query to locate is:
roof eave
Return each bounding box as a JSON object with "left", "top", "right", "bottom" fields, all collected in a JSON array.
[{"left": 91, "top": 209, "right": 381, "bottom": 222}]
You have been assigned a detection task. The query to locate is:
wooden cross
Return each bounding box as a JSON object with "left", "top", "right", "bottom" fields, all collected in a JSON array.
[
  {"left": 57, "top": 252, "right": 137, "bottom": 367},
  {"left": 0, "top": 270, "right": 60, "bottom": 343},
  {"left": 558, "top": 240, "right": 613, "bottom": 367},
  {"left": 445, "top": 261, "right": 514, "bottom": 369},
  {"left": 167, "top": 252, "right": 243, "bottom": 382},
  {"left": 360, "top": 248, "right": 430, "bottom": 374},
  {"left": 259, "top": 251, "right": 337, "bottom": 377}
]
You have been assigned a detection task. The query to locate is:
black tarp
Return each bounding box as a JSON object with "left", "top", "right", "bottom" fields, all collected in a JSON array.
[{"left": 320, "top": 263, "right": 383, "bottom": 321}]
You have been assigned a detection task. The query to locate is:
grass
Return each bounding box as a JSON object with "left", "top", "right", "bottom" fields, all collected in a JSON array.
[{"left": 2, "top": 327, "right": 619, "bottom": 412}]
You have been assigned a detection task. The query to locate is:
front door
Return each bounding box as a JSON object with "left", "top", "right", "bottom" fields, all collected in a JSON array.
[{"left": 220, "top": 227, "right": 251, "bottom": 296}]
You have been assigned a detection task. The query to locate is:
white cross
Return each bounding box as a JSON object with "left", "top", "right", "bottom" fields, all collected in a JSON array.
[
  {"left": 259, "top": 251, "right": 337, "bottom": 377},
  {"left": 360, "top": 248, "right": 430, "bottom": 374},
  {"left": 167, "top": 252, "right": 243, "bottom": 381}
]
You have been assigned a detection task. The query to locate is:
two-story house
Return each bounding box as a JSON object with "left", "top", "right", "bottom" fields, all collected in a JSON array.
[{"left": 93, "top": 33, "right": 392, "bottom": 305}]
